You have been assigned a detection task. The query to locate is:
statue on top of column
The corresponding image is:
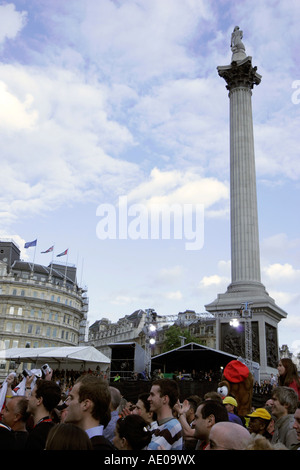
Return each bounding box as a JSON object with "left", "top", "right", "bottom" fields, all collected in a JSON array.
[{"left": 230, "top": 26, "right": 246, "bottom": 62}]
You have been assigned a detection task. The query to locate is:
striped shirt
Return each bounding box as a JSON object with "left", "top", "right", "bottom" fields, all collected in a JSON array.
[{"left": 148, "top": 417, "right": 183, "bottom": 450}]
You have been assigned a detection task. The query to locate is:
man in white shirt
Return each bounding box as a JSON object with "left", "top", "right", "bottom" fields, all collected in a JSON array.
[{"left": 64, "top": 374, "right": 115, "bottom": 450}]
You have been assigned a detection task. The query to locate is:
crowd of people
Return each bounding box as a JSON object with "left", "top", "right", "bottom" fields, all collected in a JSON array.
[{"left": 0, "top": 357, "right": 299, "bottom": 451}]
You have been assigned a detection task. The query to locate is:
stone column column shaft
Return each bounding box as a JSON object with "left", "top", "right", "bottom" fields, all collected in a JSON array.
[
  {"left": 229, "top": 85, "right": 261, "bottom": 283},
  {"left": 217, "top": 58, "right": 262, "bottom": 288}
]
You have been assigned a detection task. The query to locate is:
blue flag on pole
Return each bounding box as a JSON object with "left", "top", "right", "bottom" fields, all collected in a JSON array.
[{"left": 24, "top": 239, "right": 37, "bottom": 249}]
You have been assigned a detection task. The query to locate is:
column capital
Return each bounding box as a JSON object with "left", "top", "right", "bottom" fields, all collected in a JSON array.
[{"left": 217, "top": 57, "right": 261, "bottom": 92}]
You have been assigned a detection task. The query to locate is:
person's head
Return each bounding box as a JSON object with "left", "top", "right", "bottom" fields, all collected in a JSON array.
[
  {"left": 278, "top": 358, "right": 300, "bottom": 386},
  {"left": 265, "top": 398, "right": 274, "bottom": 407},
  {"left": 45, "top": 423, "right": 93, "bottom": 450},
  {"left": 271, "top": 386, "right": 298, "bottom": 418},
  {"left": 204, "top": 391, "right": 223, "bottom": 403},
  {"left": 148, "top": 379, "right": 179, "bottom": 417},
  {"left": 193, "top": 400, "right": 228, "bottom": 442},
  {"left": 207, "top": 421, "right": 251, "bottom": 450},
  {"left": 185, "top": 395, "right": 202, "bottom": 423},
  {"left": 245, "top": 434, "right": 277, "bottom": 450},
  {"left": 27, "top": 379, "right": 61, "bottom": 417},
  {"left": 1, "top": 396, "right": 30, "bottom": 430},
  {"left": 223, "top": 396, "right": 238, "bottom": 414},
  {"left": 246, "top": 408, "right": 271, "bottom": 435},
  {"left": 133, "top": 392, "right": 154, "bottom": 424},
  {"left": 293, "top": 402, "right": 300, "bottom": 441},
  {"left": 113, "top": 415, "right": 152, "bottom": 450},
  {"left": 109, "top": 386, "right": 122, "bottom": 411},
  {"left": 65, "top": 375, "right": 111, "bottom": 429}
]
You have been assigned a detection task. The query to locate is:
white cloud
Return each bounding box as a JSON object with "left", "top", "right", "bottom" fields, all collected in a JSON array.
[
  {"left": 290, "top": 339, "right": 300, "bottom": 355},
  {"left": 263, "top": 263, "right": 300, "bottom": 283},
  {"left": 0, "top": 64, "right": 140, "bottom": 226},
  {"left": 80, "top": 0, "right": 214, "bottom": 84},
  {"left": 0, "top": 3, "right": 27, "bottom": 44},
  {"left": 164, "top": 291, "right": 183, "bottom": 301},
  {"left": 255, "top": 116, "right": 300, "bottom": 181},
  {"left": 126, "top": 167, "right": 229, "bottom": 217},
  {"left": 158, "top": 266, "right": 183, "bottom": 284},
  {"left": 0, "top": 81, "right": 37, "bottom": 130},
  {"left": 199, "top": 274, "right": 229, "bottom": 288},
  {"left": 130, "top": 77, "right": 229, "bottom": 174},
  {"left": 269, "top": 291, "right": 300, "bottom": 307}
]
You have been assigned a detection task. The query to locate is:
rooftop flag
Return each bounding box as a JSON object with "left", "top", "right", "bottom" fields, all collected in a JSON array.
[
  {"left": 24, "top": 239, "right": 37, "bottom": 249},
  {"left": 57, "top": 249, "right": 68, "bottom": 257},
  {"left": 41, "top": 246, "right": 54, "bottom": 254}
]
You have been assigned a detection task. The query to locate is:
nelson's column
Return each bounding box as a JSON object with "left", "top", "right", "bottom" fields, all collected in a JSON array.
[{"left": 205, "top": 27, "right": 287, "bottom": 379}]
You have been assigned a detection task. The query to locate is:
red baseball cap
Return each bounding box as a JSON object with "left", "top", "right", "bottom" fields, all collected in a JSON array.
[{"left": 223, "top": 360, "right": 249, "bottom": 383}]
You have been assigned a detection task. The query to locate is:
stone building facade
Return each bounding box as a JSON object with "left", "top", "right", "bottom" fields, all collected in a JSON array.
[
  {"left": 0, "top": 240, "right": 88, "bottom": 378},
  {"left": 87, "top": 308, "right": 216, "bottom": 361}
]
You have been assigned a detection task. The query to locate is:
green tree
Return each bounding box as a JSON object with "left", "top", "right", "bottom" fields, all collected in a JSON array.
[{"left": 162, "top": 325, "right": 199, "bottom": 352}]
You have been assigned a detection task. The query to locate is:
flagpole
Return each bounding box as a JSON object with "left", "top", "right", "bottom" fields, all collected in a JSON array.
[
  {"left": 24, "top": 239, "right": 37, "bottom": 275},
  {"left": 31, "top": 242, "right": 37, "bottom": 275},
  {"left": 50, "top": 244, "right": 54, "bottom": 278},
  {"left": 64, "top": 249, "right": 69, "bottom": 284}
]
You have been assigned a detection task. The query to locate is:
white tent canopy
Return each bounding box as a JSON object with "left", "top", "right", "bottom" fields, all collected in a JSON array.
[{"left": 0, "top": 346, "right": 110, "bottom": 370}]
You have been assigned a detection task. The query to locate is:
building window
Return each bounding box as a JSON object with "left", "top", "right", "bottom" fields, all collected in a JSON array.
[
  {"left": 36, "top": 326, "right": 41, "bottom": 335},
  {"left": 28, "top": 324, "right": 33, "bottom": 334},
  {"left": 6, "top": 322, "right": 13, "bottom": 332},
  {"left": 15, "top": 323, "right": 21, "bottom": 333},
  {"left": 12, "top": 289, "right": 17, "bottom": 295},
  {"left": 46, "top": 327, "right": 51, "bottom": 337},
  {"left": 20, "top": 290, "right": 25, "bottom": 296},
  {"left": 17, "top": 307, "right": 22, "bottom": 316},
  {"left": 52, "top": 328, "right": 57, "bottom": 338},
  {"left": 9, "top": 306, "right": 14, "bottom": 315}
]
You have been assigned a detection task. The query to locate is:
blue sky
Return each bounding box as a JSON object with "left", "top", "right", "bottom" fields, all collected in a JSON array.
[{"left": 0, "top": 0, "right": 299, "bottom": 354}]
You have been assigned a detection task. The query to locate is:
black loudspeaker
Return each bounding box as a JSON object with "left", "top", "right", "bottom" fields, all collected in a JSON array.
[{"left": 109, "top": 342, "right": 146, "bottom": 379}]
